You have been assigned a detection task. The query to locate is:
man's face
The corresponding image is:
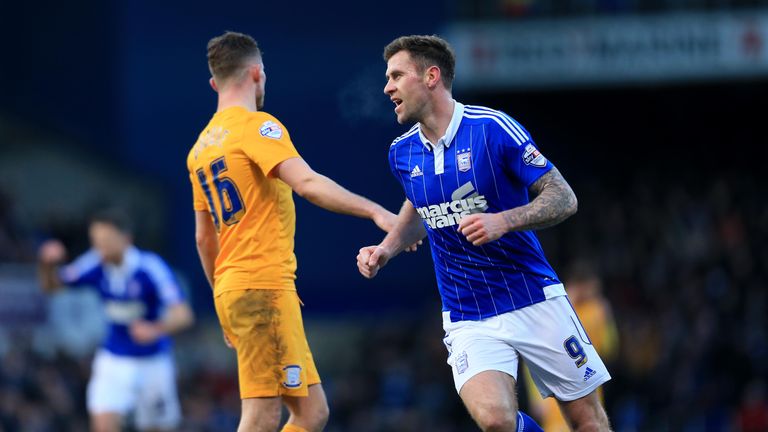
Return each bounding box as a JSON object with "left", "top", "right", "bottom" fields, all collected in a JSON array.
[
  {"left": 384, "top": 51, "right": 429, "bottom": 125},
  {"left": 255, "top": 63, "right": 266, "bottom": 110},
  {"left": 89, "top": 222, "right": 130, "bottom": 264}
]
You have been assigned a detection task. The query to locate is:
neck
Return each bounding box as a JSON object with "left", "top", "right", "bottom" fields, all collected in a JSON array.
[
  {"left": 216, "top": 86, "right": 257, "bottom": 112},
  {"left": 105, "top": 253, "right": 125, "bottom": 266},
  {"left": 419, "top": 92, "right": 454, "bottom": 144}
]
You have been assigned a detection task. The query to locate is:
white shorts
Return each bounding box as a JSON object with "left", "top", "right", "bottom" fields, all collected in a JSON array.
[
  {"left": 87, "top": 349, "right": 181, "bottom": 430},
  {"left": 442, "top": 295, "right": 611, "bottom": 401}
]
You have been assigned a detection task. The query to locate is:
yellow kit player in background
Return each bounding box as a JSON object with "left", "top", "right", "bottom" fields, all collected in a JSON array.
[
  {"left": 523, "top": 262, "right": 619, "bottom": 431},
  {"left": 188, "top": 32, "right": 399, "bottom": 432}
]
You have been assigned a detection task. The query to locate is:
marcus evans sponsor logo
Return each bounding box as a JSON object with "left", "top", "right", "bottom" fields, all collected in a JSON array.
[{"left": 416, "top": 181, "right": 487, "bottom": 229}]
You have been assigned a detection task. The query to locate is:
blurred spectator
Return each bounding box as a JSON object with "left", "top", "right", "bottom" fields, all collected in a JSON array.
[
  {"left": 1, "top": 171, "right": 767, "bottom": 430},
  {"left": 522, "top": 260, "right": 619, "bottom": 431}
]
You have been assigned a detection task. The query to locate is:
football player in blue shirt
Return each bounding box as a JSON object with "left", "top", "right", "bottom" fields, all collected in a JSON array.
[
  {"left": 38, "top": 209, "right": 194, "bottom": 432},
  {"left": 357, "top": 35, "right": 612, "bottom": 432}
]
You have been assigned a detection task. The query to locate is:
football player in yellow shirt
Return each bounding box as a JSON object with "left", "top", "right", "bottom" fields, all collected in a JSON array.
[
  {"left": 524, "top": 262, "right": 619, "bottom": 431},
  {"left": 188, "top": 31, "right": 400, "bottom": 432}
]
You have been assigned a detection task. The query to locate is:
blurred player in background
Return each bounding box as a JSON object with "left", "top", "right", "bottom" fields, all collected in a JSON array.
[
  {"left": 357, "top": 35, "right": 612, "bottom": 431},
  {"left": 189, "top": 31, "right": 399, "bottom": 432},
  {"left": 38, "top": 209, "right": 194, "bottom": 432},
  {"left": 523, "top": 261, "right": 619, "bottom": 431}
]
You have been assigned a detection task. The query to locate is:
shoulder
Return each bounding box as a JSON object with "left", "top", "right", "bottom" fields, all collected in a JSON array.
[
  {"left": 138, "top": 250, "right": 173, "bottom": 278},
  {"left": 389, "top": 124, "right": 420, "bottom": 151},
  {"left": 462, "top": 105, "right": 530, "bottom": 145},
  {"left": 246, "top": 111, "right": 288, "bottom": 138}
]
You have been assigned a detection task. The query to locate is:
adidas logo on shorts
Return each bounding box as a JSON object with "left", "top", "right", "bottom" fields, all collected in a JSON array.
[{"left": 583, "top": 367, "right": 597, "bottom": 382}]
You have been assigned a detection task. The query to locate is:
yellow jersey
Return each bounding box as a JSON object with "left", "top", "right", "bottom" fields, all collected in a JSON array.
[{"left": 187, "top": 106, "right": 300, "bottom": 295}]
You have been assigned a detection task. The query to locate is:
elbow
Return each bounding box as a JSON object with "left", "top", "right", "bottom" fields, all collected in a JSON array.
[
  {"left": 293, "top": 181, "right": 310, "bottom": 199},
  {"left": 292, "top": 176, "right": 318, "bottom": 201},
  {"left": 195, "top": 232, "right": 213, "bottom": 249},
  {"left": 182, "top": 307, "right": 195, "bottom": 329},
  {"left": 568, "top": 194, "right": 578, "bottom": 217},
  {"left": 562, "top": 193, "right": 578, "bottom": 220},
  {"left": 175, "top": 304, "right": 196, "bottom": 331}
]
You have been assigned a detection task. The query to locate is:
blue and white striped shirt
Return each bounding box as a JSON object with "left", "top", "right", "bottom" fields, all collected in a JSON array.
[
  {"left": 389, "top": 101, "right": 566, "bottom": 322},
  {"left": 59, "top": 246, "right": 184, "bottom": 356}
]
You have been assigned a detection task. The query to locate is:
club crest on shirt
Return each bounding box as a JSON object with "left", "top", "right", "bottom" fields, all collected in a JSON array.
[
  {"left": 259, "top": 120, "right": 283, "bottom": 139},
  {"left": 523, "top": 143, "right": 547, "bottom": 167},
  {"left": 282, "top": 365, "right": 302, "bottom": 388},
  {"left": 457, "top": 149, "right": 472, "bottom": 172}
]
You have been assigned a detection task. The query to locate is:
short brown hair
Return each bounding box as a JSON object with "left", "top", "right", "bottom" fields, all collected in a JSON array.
[
  {"left": 383, "top": 35, "right": 456, "bottom": 89},
  {"left": 91, "top": 208, "right": 133, "bottom": 235},
  {"left": 207, "top": 31, "right": 261, "bottom": 83}
]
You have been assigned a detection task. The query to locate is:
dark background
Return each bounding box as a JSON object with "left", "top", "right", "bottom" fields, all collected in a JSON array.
[{"left": 1, "top": 1, "right": 767, "bottom": 431}]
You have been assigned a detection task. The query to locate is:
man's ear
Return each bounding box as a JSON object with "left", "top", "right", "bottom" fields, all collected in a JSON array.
[
  {"left": 249, "top": 64, "right": 263, "bottom": 83},
  {"left": 209, "top": 77, "right": 219, "bottom": 92},
  {"left": 425, "top": 65, "right": 441, "bottom": 90}
]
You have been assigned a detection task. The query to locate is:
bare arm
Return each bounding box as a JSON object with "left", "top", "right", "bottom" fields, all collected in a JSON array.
[
  {"left": 357, "top": 200, "right": 426, "bottom": 279},
  {"left": 458, "top": 167, "right": 577, "bottom": 246},
  {"left": 130, "top": 302, "right": 195, "bottom": 345},
  {"left": 501, "top": 167, "right": 578, "bottom": 231},
  {"left": 193, "top": 211, "right": 233, "bottom": 348},
  {"left": 38, "top": 240, "right": 66, "bottom": 293},
  {"left": 376, "top": 200, "right": 426, "bottom": 257},
  {"left": 160, "top": 303, "right": 195, "bottom": 334},
  {"left": 194, "top": 211, "right": 219, "bottom": 290},
  {"left": 274, "top": 157, "right": 396, "bottom": 232}
]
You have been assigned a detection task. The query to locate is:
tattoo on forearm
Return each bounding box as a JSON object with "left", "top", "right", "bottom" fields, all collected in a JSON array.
[{"left": 502, "top": 168, "right": 577, "bottom": 232}]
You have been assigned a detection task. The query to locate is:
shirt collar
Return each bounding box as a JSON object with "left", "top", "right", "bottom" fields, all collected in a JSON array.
[
  {"left": 104, "top": 246, "right": 141, "bottom": 275},
  {"left": 418, "top": 100, "right": 464, "bottom": 151}
]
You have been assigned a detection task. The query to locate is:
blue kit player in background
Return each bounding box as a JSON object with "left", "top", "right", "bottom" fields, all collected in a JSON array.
[
  {"left": 357, "top": 35, "right": 612, "bottom": 431},
  {"left": 38, "top": 209, "right": 194, "bottom": 432}
]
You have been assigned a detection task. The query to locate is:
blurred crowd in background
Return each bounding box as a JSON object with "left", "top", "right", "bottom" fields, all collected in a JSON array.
[
  {"left": 2, "top": 0, "right": 768, "bottom": 431},
  {"left": 1, "top": 169, "right": 766, "bottom": 431}
]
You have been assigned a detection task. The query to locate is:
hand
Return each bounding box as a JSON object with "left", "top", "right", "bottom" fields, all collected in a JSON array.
[
  {"left": 372, "top": 209, "right": 398, "bottom": 233},
  {"left": 129, "top": 320, "right": 165, "bottom": 345},
  {"left": 222, "top": 330, "right": 234, "bottom": 349},
  {"left": 357, "top": 245, "right": 391, "bottom": 279},
  {"left": 404, "top": 239, "right": 423, "bottom": 252},
  {"left": 457, "top": 213, "right": 508, "bottom": 246},
  {"left": 39, "top": 239, "right": 67, "bottom": 264},
  {"left": 371, "top": 209, "right": 422, "bottom": 251}
]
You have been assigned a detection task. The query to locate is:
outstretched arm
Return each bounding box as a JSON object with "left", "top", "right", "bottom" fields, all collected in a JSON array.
[
  {"left": 274, "top": 157, "right": 397, "bottom": 232},
  {"left": 357, "top": 200, "right": 426, "bottom": 279},
  {"left": 458, "top": 167, "right": 577, "bottom": 246}
]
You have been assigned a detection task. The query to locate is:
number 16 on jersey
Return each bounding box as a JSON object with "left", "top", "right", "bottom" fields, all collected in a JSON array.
[{"left": 196, "top": 157, "right": 246, "bottom": 230}]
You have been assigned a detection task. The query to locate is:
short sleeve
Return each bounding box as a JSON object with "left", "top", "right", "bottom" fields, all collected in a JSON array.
[
  {"left": 241, "top": 113, "right": 301, "bottom": 176},
  {"left": 388, "top": 144, "right": 405, "bottom": 189},
  {"left": 490, "top": 113, "right": 554, "bottom": 187},
  {"left": 58, "top": 250, "right": 102, "bottom": 287},
  {"left": 142, "top": 253, "right": 185, "bottom": 306},
  {"left": 189, "top": 172, "right": 208, "bottom": 212}
]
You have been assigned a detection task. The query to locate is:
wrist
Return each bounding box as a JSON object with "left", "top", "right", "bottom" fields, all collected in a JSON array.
[
  {"left": 154, "top": 322, "right": 170, "bottom": 337},
  {"left": 499, "top": 210, "right": 515, "bottom": 233},
  {"left": 369, "top": 203, "right": 384, "bottom": 220},
  {"left": 377, "top": 243, "right": 395, "bottom": 257}
]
